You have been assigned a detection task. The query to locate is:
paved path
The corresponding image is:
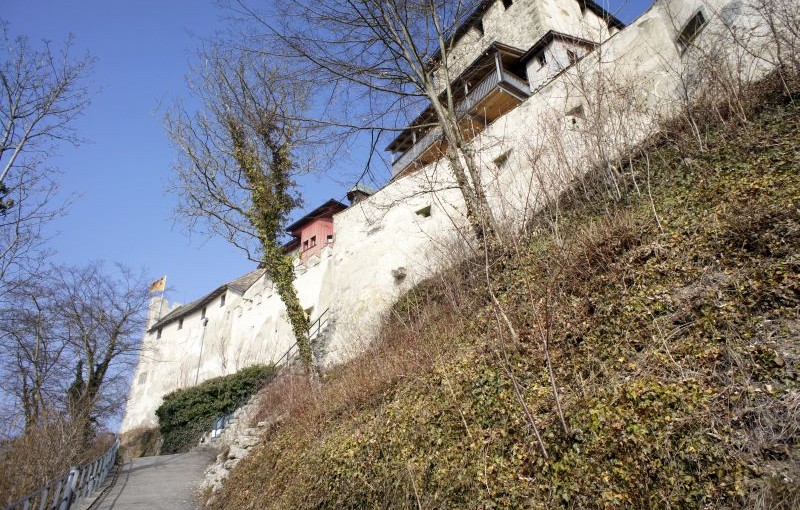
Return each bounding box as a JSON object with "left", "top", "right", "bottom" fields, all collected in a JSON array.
[{"left": 80, "top": 451, "right": 214, "bottom": 510}]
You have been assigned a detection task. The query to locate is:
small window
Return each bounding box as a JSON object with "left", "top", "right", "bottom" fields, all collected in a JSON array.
[
  {"left": 326, "top": 234, "right": 334, "bottom": 244},
  {"left": 502, "top": 0, "right": 513, "bottom": 9},
  {"left": 302, "top": 239, "right": 309, "bottom": 250},
  {"left": 201, "top": 306, "right": 207, "bottom": 319},
  {"left": 157, "top": 328, "right": 162, "bottom": 339},
  {"left": 220, "top": 294, "right": 225, "bottom": 307},
  {"left": 494, "top": 150, "right": 512, "bottom": 168},
  {"left": 416, "top": 206, "right": 432, "bottom": 218},
  {"left": 475, "top": 20, "right": 484, "bottom": 38},
  {"left": 537, "top": 52, "right": 547, "bottom": 68},
  {"left": 178, "top": 318, "right": 183, "bottom": 330},
  {"left": 567, "top": 49, "right": 579, "bottom": 65},
  {"left": 677, "top": 11, "right": 707, "bottom": 54},
  {"left": 309, "top": 235, "right": 317, "bottom": 247}
]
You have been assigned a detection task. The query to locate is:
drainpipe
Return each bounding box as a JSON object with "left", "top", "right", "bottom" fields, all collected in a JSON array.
[{"left": 195, "top": 317, "right": 209, "bottom": 385}]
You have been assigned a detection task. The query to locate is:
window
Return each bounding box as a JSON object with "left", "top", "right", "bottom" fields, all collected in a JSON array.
[
  {"left": 157, "top": 328, "right": 162, "bottom": 339},
  {"left": 220, "top": 293, "right": 225, "bottom": 307},
  {"left": 494, "top": 150, "right": 512, "bottom": 168},
  {"left": 178, "top": 318, "right": 183, "bottom": 330},
  {"left": 302, "top": 239, "right": 309, "bottom": 250},
  {"left": 567, "top": 49, "right": 579, "bottom": 65},
  {"left": 537, "top": 52, "right": 547, "bottom": 68},
  {"left": 309, "top": 235, "right": 317, "bottom": 247},
  {"left": 677, "top": 11, "right": 707, "bottom": 54},
  {"left": 326, "top": 234, "right": 334, "bottom": 244},
  {"left": 201, "top": 306, "right": 207, "bottom": 319},
  {"left": 416, "top": 205, "right": 432, "bottom": 218},
  {"left": 501, "top": 0, "right": 513, "bottom": 9}
]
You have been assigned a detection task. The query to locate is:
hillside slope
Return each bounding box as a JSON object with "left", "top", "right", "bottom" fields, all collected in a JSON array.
[{"left": 210, "top": 99, "right": 799, "bottom": 509}]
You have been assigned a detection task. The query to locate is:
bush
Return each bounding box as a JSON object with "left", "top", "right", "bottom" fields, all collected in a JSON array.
[{"left": 156, "top": 364, "right": 275, "bottom": 454}]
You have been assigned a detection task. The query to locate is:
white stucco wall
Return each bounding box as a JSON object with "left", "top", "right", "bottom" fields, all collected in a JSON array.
[{"left": 121, "top": 0, "right": 782, "bottom": 433}]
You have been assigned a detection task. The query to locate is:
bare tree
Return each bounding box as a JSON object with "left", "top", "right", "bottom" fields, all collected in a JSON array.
[
  {"left": 0, "top": 21, "right": 93, "bottom": 299},
  {"left": 55, "top": 263, "right": 150, "bottom": 433},
  {"left": 0, "top": 274, "right": 67, "bottom": 430},
  {"left": 0, "top": 262, "right": 149, "bottom": 441},
  {"left": 224, "top": 0, "right": 501, "bottom": 241},
  {"left": 165, "top": 48, "right": 316, "bottom": 371}
]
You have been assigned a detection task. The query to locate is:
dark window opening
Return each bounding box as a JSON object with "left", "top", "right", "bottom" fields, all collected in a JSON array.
[
  {"left": 416, "top": 206, "right": 432, "bottom": 218},
  {"left": 567, "top": 49, "right": 579, "bottom": 65},
  {"left": 475, "top": 20, "right": 484, "bottom": 38},
  {"left": 502, "top": 0, "right": 513, "bottom": 9},
  {"left": 157, "top": 328, "right": 162, "bottom": 339},
  {"left": 566, "top": 104, "right": 585, "bottom": 125},
  {"left": 326, "top": 234, "right": 334, "bottom": 244},
  {"left": 677, "top": 11, "right": 707, "bottom": 53},
  {"left": 537, "top": 52, "right": 547, "bottom": 68},
  {"left": 494, "top": 150, "right": 512, "bottom": 168},
  {"left": 178, "top": 318, "right": 183, "bottom": 330},
  {"left": 309, "top": 235, "right": 317, "bottom": 247},
  {"left": 220, "top": 294, "right": 225, "bottom": 307},
  {"left": 302, "top": 239, "right": 309, "bottom": 250},
  {"left": 201, "top": 306, "right": 207, "bottom": 319}
]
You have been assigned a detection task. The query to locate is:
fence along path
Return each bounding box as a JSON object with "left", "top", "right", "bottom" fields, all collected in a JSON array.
[{"left": 3, "top": 437, "right": 119, "bottom": 510}]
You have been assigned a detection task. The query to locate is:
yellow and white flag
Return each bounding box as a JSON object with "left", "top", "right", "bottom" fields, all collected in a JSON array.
[{"left": 149, "top": 276, "right": 166, "bottom": 293}]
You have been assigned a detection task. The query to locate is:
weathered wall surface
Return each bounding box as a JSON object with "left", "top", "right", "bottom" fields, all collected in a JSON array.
[{"left": 121, "top": 0, "right": 781, "bottom": 433}]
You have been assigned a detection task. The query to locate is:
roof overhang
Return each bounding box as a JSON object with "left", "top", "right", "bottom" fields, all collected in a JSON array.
[
  {"left": 520, "top": 31, "right": 599, "bottom": 63},
  {"left": 284, "top": 199, "right": 348, "bottom": 235}
]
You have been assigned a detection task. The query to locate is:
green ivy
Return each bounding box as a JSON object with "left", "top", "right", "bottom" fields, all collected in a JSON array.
[{"left": 156, "top": 364, "right": 275, "bottom": 454}]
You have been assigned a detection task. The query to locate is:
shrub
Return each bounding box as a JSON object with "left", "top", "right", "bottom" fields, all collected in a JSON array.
[{"left": 156, "top": 364, "right": 275, "bottom": 454}]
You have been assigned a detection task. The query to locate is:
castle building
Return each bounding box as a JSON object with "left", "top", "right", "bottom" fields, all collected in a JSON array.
[{"left": 122, "top": 0, "right": 771, "bottom": 433}]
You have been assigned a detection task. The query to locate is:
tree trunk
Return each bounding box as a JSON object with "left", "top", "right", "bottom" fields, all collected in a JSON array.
[{"left": 263, "top": 246, "right": 313, "bottom": 370}]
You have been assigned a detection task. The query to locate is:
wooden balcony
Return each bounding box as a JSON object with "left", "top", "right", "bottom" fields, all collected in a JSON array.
[{"left": 391, "top": 49, "right": 530, "bottom": 177}]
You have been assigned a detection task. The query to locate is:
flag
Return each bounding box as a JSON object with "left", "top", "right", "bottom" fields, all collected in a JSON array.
[{"left": 149, "top": 276, "right": 166, "bottom": 293}]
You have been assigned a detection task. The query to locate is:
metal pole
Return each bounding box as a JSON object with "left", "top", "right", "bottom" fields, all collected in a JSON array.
[
  {"left": 58, "top": 467, "right": 78, "bottom": 510},
  {"left": 194, "top": 317, "right": 209, "bottom": 385}
]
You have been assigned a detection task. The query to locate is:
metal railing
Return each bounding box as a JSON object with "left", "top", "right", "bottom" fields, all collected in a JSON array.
[
  {"left": 271, "top": 308, "right": 330, "bottom": 369},
  {"left": 3, "top": 436, "right": 120, "bottom": 510},
  {"left": 207, "top": 308, "right": 332, "bottom": 438}
]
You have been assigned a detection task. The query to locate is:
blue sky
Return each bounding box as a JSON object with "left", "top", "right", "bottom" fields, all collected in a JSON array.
[{"left": 3, "top": 0, "right": 653, "bottom": 305}]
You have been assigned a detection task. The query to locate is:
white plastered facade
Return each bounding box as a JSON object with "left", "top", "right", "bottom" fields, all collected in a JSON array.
[{"left": 121, "top": 0, "right": 785, "bottom": 433}]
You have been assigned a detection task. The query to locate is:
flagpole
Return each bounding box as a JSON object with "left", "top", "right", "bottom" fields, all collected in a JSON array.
[
  {"left": 149, "top": 276, "right": 167, "bottom": 323},
  {"left": 158, "top": 276, "right": 167, "bottom": 321}
]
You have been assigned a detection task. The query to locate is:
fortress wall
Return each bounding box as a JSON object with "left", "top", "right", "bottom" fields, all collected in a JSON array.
[{"left": 121, "top": 0, "right": 781, "bottom": 433}]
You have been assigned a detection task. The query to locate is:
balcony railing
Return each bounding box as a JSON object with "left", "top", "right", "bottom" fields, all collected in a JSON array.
[
  {"left": 391, "top": 126, "right": 444, "bottom": 176},
  {"left": 392, "top": 65, "right": 529, "bottom": 176}
]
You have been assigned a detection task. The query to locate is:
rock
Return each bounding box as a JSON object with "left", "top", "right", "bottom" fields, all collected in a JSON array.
[
  {"left": 227, "top": 445, "right": 247, "bottom": 460},
  {"left": 238, "top": 435, "right": 260, "bottom": 448}
]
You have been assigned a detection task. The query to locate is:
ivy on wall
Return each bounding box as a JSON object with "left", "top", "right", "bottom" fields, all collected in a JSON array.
[{"left": 156, "top": 364, "right": 275, "bottom": 454}]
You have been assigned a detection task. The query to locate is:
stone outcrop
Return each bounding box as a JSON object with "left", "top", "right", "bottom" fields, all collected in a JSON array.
[{"left": 198, "top": 377, "right": 288, "bottom": 504}]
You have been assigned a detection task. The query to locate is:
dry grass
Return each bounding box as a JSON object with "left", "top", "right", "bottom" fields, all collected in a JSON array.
[
  {"left": 207, "top": 89, "right": 799, "bottom": 509},
  {"left": 0, "top": 417, "right": 115, "bottom": 505},
  {"left": 249, "top": 258, "right": 485, "bottom": 437}
]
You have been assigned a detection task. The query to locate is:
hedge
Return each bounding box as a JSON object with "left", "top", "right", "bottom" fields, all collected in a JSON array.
[{"left": 156, "top": 364, "right": 275, "bottom": 454}]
